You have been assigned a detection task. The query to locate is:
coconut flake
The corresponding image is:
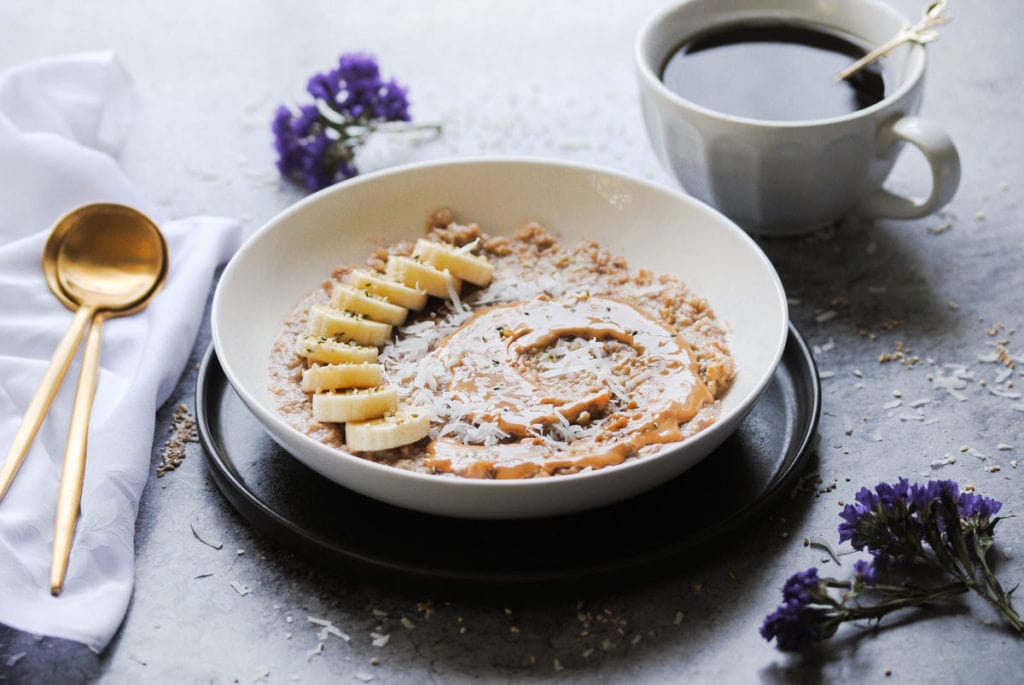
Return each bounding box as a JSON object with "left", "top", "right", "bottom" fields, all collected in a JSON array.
[{"left": 815, "top": 310, "right": 837, "bottom": 323}]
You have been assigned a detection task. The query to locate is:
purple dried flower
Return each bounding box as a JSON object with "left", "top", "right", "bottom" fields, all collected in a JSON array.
[
  {"left": 760, "top": 599, "right": 822, "bottom": 653},
  {"left": 307, "top": 70, "right": 341, "bottom": 103},
  {"left": 272, "top": 52, "right": 431, "bottom": 191},
  {"left": 853, "top": 559, "right": 877, "bottom": 587},
  {"left": 837, "top": 482, "right": 911, "bottom": 554},
  {"left": 838, "top": 496, "right": 871, "bottom": 546},
  {"left": 272, "top": 104, "right": 325, "bottom": 183},
  {"left": 958, "top": 491, "right": 1002, "bottom": 520},
  {"left": 765, "top": 479, "right": 1021, "bottom": 652},
  {"left": 761, "top": 568, "right": 826, "bottom": 653},
  {"left": 909, "top": 479, "right": 957, "bottom": 511},
  {"left": 337, "top": 53, "right": 380, "bottom": 89},
  {"left": 378, "top": 79, "right": 411, "bottom": 122},
  {"left": 782, "top": 567, "right": 822, "bottom": 603},
  {"left": 875, "top": 477, "right": 911, "bottom": 507},
  {"left": 837, "top": 478, "right": 982, "bottom": 557},
  {"left": 299, "top": 132, "right": 344, "bottom": 191},
  {"left": 272, "top": 106, "right": 298, "bottom": 161}
]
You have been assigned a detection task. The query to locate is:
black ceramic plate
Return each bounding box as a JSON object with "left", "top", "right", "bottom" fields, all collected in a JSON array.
[{"left": 196, "top": 323, "right": 820, "bottom": 593}]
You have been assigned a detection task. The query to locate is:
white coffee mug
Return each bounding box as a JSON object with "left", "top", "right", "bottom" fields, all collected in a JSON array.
[{"left": 635, "top": 0, "right": 960, "bottom": 235}]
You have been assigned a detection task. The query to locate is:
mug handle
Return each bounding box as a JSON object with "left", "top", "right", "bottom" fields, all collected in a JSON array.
[{"left": 859, "top": 115, "right": 960, "bottom": 220}]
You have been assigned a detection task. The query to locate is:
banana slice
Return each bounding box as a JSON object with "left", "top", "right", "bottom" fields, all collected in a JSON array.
[
  {"left": 385, "top": 256, "right": 462, "bottom": 299},
  {"left": 308, "top": 304, "right": 392, "bottom": 347},
  {"left": 347, "top": 268, "right": 428, "bottom": 312},
  {"left": 330, "top": 284, "right": 408, "bottom": 326},
  {"left": 345, "top": 404, "right": 431, "bottom": 451},
  {"left": 414, "top": 239, "right": 494, "bottom": 287},
  {"left": 294, "top": 335, "right": 379, "bottom": 364},
  {"left": 312, "top": 386, "right": 398, "bottom": 423},
  {"left": 301, "top": 362, "right": 384, "bottom": 393}
]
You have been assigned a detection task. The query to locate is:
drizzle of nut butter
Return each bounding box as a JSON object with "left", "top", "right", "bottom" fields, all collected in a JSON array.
[{"left": 424, "top": 295, "right": 714, "bottom": 478}]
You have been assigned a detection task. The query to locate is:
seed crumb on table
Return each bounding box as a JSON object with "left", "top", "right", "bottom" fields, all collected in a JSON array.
[{"left": 157, "top": 403, "right": 198, "bottom": 476}]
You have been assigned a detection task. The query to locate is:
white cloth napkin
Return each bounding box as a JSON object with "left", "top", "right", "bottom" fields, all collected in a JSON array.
[{"left": 0, "top": 51, "right": 241, "bottom": 651}]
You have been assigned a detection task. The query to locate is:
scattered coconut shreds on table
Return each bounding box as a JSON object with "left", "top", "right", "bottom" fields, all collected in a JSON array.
[
  {"left": 189, "top": 521, "right": 223, "bottom": 550},
  {"left": 813, "top": 338, "right": 836, "bottom": 355},
  {"left": 308, "top": 616, "right": 351, "bottom": 642}
]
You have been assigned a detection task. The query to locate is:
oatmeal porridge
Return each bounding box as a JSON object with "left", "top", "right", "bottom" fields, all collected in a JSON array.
[{"left": 267, "top": 209, "right": 735, "bottom": 479}]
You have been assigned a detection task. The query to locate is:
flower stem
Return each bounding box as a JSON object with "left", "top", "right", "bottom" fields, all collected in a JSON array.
[
  {"left": 847, "top": 580, "right": 968, "bottom": 622},
  {"left": 970, "top": 536, "right": 1024, "bottom": 633}
]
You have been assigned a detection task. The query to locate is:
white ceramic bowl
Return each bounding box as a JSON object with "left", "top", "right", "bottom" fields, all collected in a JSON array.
[{"left": 212, "top": 157, "right": 788, "bottom": 519}]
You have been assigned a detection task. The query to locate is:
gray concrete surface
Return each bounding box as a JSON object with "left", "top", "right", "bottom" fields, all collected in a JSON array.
[{"left": 1, "top": 1, "right": 1022, "bottom": 682}]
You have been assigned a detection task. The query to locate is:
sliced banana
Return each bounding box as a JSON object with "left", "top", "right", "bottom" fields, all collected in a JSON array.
[
  {"left": 414, "top": 239, "right": 494, "bottom": 287},
  {"left": 294, "top": 335, "right": 379, "bottom": 365},
  {"left": 346, "top": 268, "right": 428, "bottom": 312},
  {"left": 330, "top": 284, "right": 408, "bottom": 326},
  {"left": 385, "top": 256, "right": 462, "bottom": 299},
  {"left": 345, "top": 404, "right": 431, "bottom": 451},
  {"left": 312, "top": 386, "right": 398, "bottom": 423},
  {"left": 308, "top": 304, "right": 392, "bottom": 347},
  {"left": 301, "top": 362, "right": 384, "bottom": 393}
]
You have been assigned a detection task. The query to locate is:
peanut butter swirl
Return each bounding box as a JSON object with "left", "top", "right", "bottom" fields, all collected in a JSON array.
[{"left": 424, "top": 294, "right": 715, "bottom": 478}]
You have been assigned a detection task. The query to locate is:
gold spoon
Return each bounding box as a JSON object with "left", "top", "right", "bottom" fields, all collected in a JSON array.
[
  {"left": 0, "top": 203, "right": 168, "bottom": 595},
  {"left": 835, "top": 0, "right": 951, "bottom": 81}
]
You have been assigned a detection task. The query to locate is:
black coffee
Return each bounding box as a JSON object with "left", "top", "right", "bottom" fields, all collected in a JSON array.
[{"left": 660, "top": 23, "right": 895, "bottom": 121}]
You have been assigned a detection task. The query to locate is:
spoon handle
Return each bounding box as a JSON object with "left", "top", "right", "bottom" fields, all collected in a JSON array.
[
  {"left": 50, "top": 312, "right": 106, "bottom": 596},
  {"left": 835, "top": 29, "right": 915, "bottom": 81},
  {"left": 836, "top": 1, "right": 951, "bottom": 81},
  {"left": 0, "top": 305, "right": 94, "bottom": 503}
]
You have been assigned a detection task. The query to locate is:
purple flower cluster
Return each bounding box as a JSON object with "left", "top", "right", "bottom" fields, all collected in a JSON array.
[
  {"left": 272, "top": 53, "right": 413, "bottom": 191},
  {"left": 852, "top": 559, "right": 877, "bottom": 587},
  {"left": 760, "top": 568, "right": 829, "bottom": 653},
  {"left": 305, "top": 53, "right": 410, "bottom": 123},
  {"left": 838, "top": 478, "right": 1003, "bottom": 557}
]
